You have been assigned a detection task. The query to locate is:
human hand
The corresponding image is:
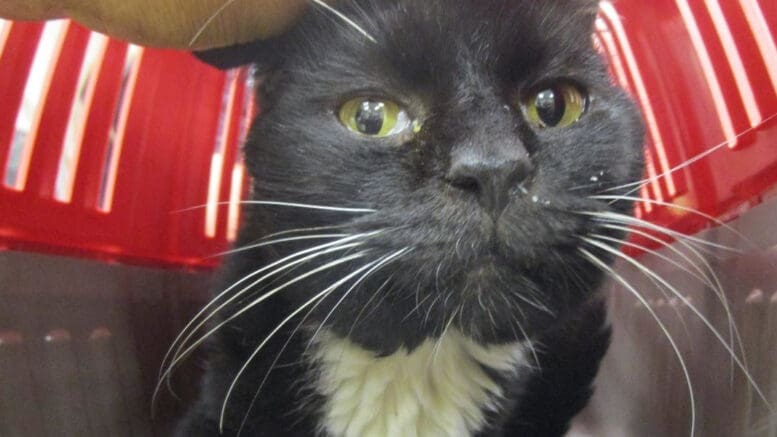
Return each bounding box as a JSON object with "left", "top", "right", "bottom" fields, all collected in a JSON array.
[{"left": 0, "top": 0, "right": 312, "bottom": 49}]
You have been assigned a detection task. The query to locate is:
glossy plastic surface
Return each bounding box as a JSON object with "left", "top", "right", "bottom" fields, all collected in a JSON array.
[
  {"left": 0, "top": 0, "right": 776, "bottom": 268},
  {"left": 596, "top": 0, "right": 777, "bottom": 241},
  {"left": 0, "top": 21, "right": 252, "bottom": 269}
]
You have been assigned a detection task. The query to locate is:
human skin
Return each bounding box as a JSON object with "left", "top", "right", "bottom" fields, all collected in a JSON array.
[{"left": 0, "top": 0, "right": 312, "bottom": 49}]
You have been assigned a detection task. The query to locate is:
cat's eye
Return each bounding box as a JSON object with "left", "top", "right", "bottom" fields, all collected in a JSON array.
[
  {"left": 338, "top": 98, "right": 414, "bottom": 137},
  {"left": 522, "top": 83, "right": 588, "bottom": 129}
]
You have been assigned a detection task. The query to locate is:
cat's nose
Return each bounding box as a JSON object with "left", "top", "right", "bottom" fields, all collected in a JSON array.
[{"left": 447, "top": 150, "right": 533, "bottom": 217}]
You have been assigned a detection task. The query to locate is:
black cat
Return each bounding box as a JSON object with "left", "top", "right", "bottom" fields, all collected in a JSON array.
[{"left": 170, "top": 0, "right": 645, "bottom": 435}]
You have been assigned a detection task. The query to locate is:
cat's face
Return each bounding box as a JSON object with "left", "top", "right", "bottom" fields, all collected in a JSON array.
[{"left": 234, "top": 0, "right": 644, "bottom": 353}]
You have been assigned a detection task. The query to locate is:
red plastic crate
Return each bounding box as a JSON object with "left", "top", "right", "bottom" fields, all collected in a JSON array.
[{"left": 0, "top": 0, "right": 776, "bottom": 268}]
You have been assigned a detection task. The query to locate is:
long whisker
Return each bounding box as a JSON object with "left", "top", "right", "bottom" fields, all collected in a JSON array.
[
  {"left": 168, "top": 249, "right": 367, "bottom": 369},
  {"left": 582, "top": 238, "right": 772, "bottom": 411},
  {"left": 496, "top": 290, "right": 540, "bottom": 369},
  {"left": 579, "top": 247, "right": 697, "bottom": 437},
  {"left": 236, "top": 253, "right": 398, "bottom": 436},
  {"left": 255, "top": 225, "right": 346, "bottom": 241},
  {"left": 307, "top": 248, "right": 411, "bottom": 351},
  {"left": 355, "top": 275, "right": 396, "bottom": 327},
  {"left": 155, "top": 251, "right": 368, "bottom": 407},
  {"left": 218, "top": 258, "right": 382, "bottom": 432},
  {"left": 511, "top": 313, "right": 540, "bottom": 370},
  {"left": 309, "top": 0, "right": 377, "bottom": 43},
  {"left": 591, "top": 194, "right": 758, "bottom": 249},
  {"left": 580, "top": 211, "right": 740, "bottom": 253},
  {"left": 235, "top": 280, "right": 337, "bottom": 437},
  {"left": 402, "top": 292, "right": 433, "bottom": 323},
  {"left": 593, "top": 193, "right": 771, "bottom": 373},
  {"left": 158, "top": 232, "right": 376, "bottom": 380},
  {"left": 591, "top": 233, "right": 720, "bottom": 305},
  {"left": 209, "top": 234, "right": 349, "bottom": 258},
  {"left": 507, "top": 289, "right": 554, "bottom": 316},
  {"left": 603, "top": 112, "right": 777, "bottom": 195},
  {"left": 431, "top": 307, "right": 459, "bottom": 366},
  {"left": 598, "top": 223, "right": 729, "bottom": 306},
  {"left": 189, "top": 0, "right": 379, "bottom": 47},
  {"left": 188, "top": 0, "right": 239, "bottom": 47},
  {"left": 598, "top": 222, "right": 746, "bottom": 382},
  {"left": 589, "top": 232, "right": 725, "bottom": 355},
  {"left": 166, "top": 242, "right": 362, "bottom": 371},
  {"left": 176, "top": 200, "right": 377, "bottom": 214},
  {"left": 239, "top": 273, "right": 395, "bottom": 436}
]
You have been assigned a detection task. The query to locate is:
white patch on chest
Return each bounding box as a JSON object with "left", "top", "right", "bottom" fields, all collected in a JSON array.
[{"left": 312, "top": 330, "right": 529, "bottom": 437}]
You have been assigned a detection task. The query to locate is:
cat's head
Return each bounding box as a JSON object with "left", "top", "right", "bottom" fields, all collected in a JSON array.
[{"left": 202, "top": 0, "right": 645, "bottom": 353}]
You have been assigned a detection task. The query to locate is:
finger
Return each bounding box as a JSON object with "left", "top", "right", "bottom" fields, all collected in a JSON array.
[
  {"left": 0, "top": 0, "right": 309, "bottom": 49},
  {"left": 0, "top": 0, "right": 65, "bottom": 20}
]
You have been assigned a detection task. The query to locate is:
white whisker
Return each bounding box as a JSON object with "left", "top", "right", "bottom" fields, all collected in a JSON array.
[
  {"left": 157, "top": 233, "right": 376, "bottom": 381},
  {"left": 209, "top": 234, "right": 349, "bottom": 258},
  {"left": 579, "top": 247, "right": 697, "bottom": 437},
  {"left": 507, "top": 288, "right": 554, "bottom": 316},
  {"left": 493, "top": 289, "right": 541, "bottom": 369},
  {"left": 431, "top": 307, "right": 459, "bottom": 366},
  {"left": 598, "top": 222, "right": 746, "bottom": 383},
  {"left": 581, "top": 211, "right": 740, "bottom": 253},
  {"left": 598, "top": 223, "right": 728, "bottom": 303},
  {"left": 156, "top": 251, "right": 368, "bottom": 407},
  {"left": 256, "top": 225, "right": 345, "bottom": 241},
  {"left": 603, "top": 112, "right": 777, "bottom": 195},
  {"left": 310, "top": 0, "right": 377, "bottom": 43},
  {"left": 588, "top": 232, "right": 722, "bottom": 359},
  {"left": 591, "top": 233, "right": 719, "bottom": 303},
  {"left": 188, "top": 0, "right": 380, "bottom": 47},
  {"left": 236, "top": 255, "right": 401, "bottom": 436},
  {"left": 236, "top": 282, "right": 336, "bottom": 437},
  {"left": 167, "top": 242, "right": 362, "bottom": 367},
  {"left": 582, "top": 238, "right": 772, "bottom": 412},
  {"left": 591, "top": 194, "right": 757, "bottom": 248},
  {"left": 188, "top": 0, "right": 238, "bottom": 47},
  {"left": 307, "top": 248, "right": 411, "bottom": 350},
  {"left": 218, "top": 258, "right": 382, "bottom": 432},
  {"left": 176, "top": 200, "right": 376, "bottom": 214},
  {"left": 353, "top": 275, "right": 396, "bottom": 327}
]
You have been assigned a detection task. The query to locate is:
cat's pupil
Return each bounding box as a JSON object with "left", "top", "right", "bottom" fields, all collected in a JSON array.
[
  {"left": 535, "top": 88, "right": 565, "bottom": 126},
  {"left": 355, "top": 101, "right": 386, "bottom": 134}
]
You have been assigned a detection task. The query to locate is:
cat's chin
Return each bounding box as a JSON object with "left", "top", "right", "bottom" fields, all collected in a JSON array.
[{"left": 460, "top": 254, "right": 506, "bottom": 287}]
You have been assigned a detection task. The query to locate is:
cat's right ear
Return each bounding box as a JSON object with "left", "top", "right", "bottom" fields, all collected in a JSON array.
[{"left": 193, "top": 38, "right": 282, "bottom": 71}]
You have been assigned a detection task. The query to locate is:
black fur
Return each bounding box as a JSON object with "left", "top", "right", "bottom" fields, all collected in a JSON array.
[{"left": 178, "top": 0, "right": 644, "bottom": 435}]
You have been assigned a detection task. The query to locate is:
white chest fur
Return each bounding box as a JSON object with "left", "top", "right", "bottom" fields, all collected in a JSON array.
[{"left": 312, "top": 330, "right": 529, "bottom": 437}]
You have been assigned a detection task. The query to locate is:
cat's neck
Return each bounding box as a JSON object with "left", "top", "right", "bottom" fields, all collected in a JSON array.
[{"left": 311, "top": 330, "right": 531, "bottom": 437}]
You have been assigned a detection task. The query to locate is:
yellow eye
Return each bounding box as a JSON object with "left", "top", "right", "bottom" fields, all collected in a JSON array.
[
  {"left": 338, "top": 98, "right": 413, "bottom": 137},
  {"left": 523, "top": 83, "right": 588, "bottom": 128}
]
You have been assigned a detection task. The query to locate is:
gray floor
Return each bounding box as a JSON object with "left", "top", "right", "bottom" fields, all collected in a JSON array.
[{"left": 0, "top": 252, "right": 211, "bottom": 436}]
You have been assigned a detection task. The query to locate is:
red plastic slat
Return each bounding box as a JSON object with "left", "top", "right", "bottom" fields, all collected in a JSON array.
[
  {"left": 71, "top": 41, "right": 129, "bottom": 209},
  {"left": 0, "top": 22, "right": 44, "bottom": 177},
  {"left": 24, "top": 23, "right": 91, "bottom": 198},
  {"left": 216, "top": 69, "right": 246, "bottom": 241}
]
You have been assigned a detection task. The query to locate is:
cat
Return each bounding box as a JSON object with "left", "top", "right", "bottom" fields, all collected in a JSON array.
[{"left": 166, "top": 0, "right": 645, "bottom": 435}]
